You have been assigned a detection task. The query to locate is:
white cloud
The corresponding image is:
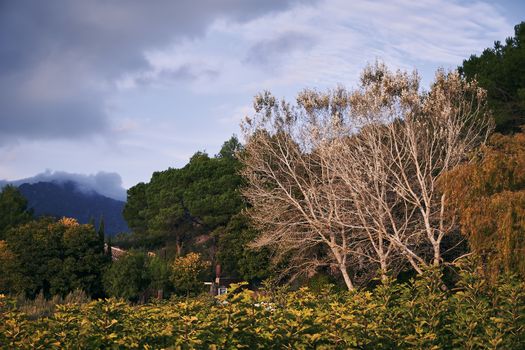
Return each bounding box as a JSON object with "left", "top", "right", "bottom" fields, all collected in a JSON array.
[
  {"left": 2, "top": 170, "right": 127, "bottom": 201},
  {"left": 139, "top": 0, "right": 512, "bottom": 93}
]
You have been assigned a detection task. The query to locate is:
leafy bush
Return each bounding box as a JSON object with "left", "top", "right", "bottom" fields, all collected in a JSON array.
[
  {"left": 170, "top": 252, "right": 211, "bottom": 297},
  {"left": 1, "top": 264, "right": 524, "bottom": 349},
  {"left": 103, "top": 252, "right": 157, "bottom": 302}
]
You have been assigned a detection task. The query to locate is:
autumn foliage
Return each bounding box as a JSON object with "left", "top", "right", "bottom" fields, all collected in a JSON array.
[{"left": 442, "top": 131, "right": 525, "bottom": 280}]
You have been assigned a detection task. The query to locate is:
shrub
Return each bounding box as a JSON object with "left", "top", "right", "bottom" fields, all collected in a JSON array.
[{"left": 1, "top": 263, "right": 524, "bottom": 349}]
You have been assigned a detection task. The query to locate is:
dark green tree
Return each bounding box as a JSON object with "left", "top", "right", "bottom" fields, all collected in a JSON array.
[
  {"left": 122, "top": 136, "right": 245, "bottom": 259},
  {"left": 144, "top": 166, "right": 190, "bottom": 255},
  {"left": 4, "top": 217, "right": 63, "bottom": 298},
  {"left": 0, "top": 240, "right": 20, "bottom": 293},
  {"left": 216, "top": 213, "right": 271, "bottom": 283},
  {"left": 183, "top": 142, "right": 244, "bottom": 229},
  {"left": 61, "top": 221, "right": 108, "bottom": 297},
  {"left": 122, "top": 182, "right": 148, "bottom": 234},
  {"left": 217, "top": 135, "right": 243, "bottom": 159},
  {"left": 120, "top": 136, "right": 259, "bottom": 281},
  {"left": 103, "top": 252, "right": 153, "bottom": 302},
  {"left": 460, "top": 22, "right": 525, "bottom": 133},
  {"left": 97, "top": 217, "right": 106, "bottom": 254},
  {"left": 148, "top": 255, "right": 171, "bottom": 298},
  {"left": 3, "top": 217, "right": 108, "bottom": 298},
  {"left": 0, "top": 185, "right": 32, "bottom": 240}
]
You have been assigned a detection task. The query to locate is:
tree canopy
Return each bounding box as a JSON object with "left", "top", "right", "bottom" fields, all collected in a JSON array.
[
  {"left": 103, "top": 252, "right": 157, "bottom": 302},
  {"left": 122, "top": 136, "right": 245, "bottom": 259},
  {"left": 120, "top": 136, "right": 273, "bottom": 284},
  {"left": 442, "top": 131, "right": 525, "bottom": 280},
  {"left": 170, "top": 252, "right": 210, "bottom": 296},
  {"left": 460, "top": 22, "right": 525, "bottom": 133},
  {"left": 0, "top": 185, "right": 32, "bottom": 240},
  {"left": 1, "top": 217, "right": 108, "bottom": 298}
]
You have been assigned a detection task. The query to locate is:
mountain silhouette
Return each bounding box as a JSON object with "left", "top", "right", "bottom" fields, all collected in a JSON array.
[{"left": 17, "top": 181, "right": 129, "bottom": 236}]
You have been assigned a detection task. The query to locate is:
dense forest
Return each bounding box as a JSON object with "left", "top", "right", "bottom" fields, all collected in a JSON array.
[{"left": 1, "top": 22, "right": 524, "bottom": 349}]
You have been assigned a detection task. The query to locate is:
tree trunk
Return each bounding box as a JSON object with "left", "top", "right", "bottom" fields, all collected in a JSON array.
[
  {"left": 433, "top": 242, "right": 441, "bottom": 266},
  {"left": 380, "top": 258, "right": 388, "bottom": 283},
  {"left": 340, "top": 265, "right": 354, "bottom": 291},
  {"left": 175, "top": 238, "right": 183, "bottom": 257}
]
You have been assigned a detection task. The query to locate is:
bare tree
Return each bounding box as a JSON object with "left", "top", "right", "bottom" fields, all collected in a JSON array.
[
  {"left": 341, "top": 64, "right": 493, "bottom": 271},
  {"left": 241, "top": 90, "right": 369, "bottom": 290},
  {"left": 240, "top": 63, "right": 493, "bottom": 289}
]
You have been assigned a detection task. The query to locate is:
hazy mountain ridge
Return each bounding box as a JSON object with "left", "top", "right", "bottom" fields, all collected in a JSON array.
[
  {"left": 0, "top": 170, "right": 127, "bottom": 201},
  {"left": 16, "top": 181, "right": 129, "bottom": 236}
]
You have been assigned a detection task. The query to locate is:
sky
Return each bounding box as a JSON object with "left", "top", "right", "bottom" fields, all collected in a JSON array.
[{"left": 0, "top": 0, "right": 523, "bottom": 199}]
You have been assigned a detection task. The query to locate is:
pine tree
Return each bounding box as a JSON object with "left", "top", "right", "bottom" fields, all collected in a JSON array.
[
  {"left": 0, "top": 185, "right": 33, "bottom": 240},
  {"left": 97, "top": 217, "right": 105, "bottom": 253}
]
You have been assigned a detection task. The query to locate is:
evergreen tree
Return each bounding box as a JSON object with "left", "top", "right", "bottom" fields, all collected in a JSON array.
[
  {"left": 3, "top": 217, "right": 109, "bottom": 298},
  {"left": 122, "top": 136, "right": 244, "bottom": 258},
  {"left": 216, "top": 213, "right": 271, "bottom": 282},
  {"left": 0, "top": 185, "right": 32, "bottom": 240},
  {"left": 122, "top": 183, "right": 148, "bottom": 234},
  {"left": 460, "top": 22, "right": 525, "bottom": 133},
  {"left": 106, "top": 237, "right": 113, "bottom": 261},
  {"left": 103, "top": 252, "right": 152, "bottom": 302},
  {"left": 97, "top": 217, "right": 105, "bottom": 252}
]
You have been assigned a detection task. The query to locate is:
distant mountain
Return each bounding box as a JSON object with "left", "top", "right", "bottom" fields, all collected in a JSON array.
[
  {"left": 17, "top": 181, "right": 129, "bottom": 236},
  {"left": 1, "top": 170, "right": 127, "bottom": 201}
]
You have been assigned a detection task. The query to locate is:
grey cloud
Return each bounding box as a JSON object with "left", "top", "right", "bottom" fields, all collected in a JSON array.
[
  {"left": 0, "top": 90, "right": 107, "bottom": 144},
  {"left": 2, "top": 170, "right": 127, "bottom": 201},
  {"left": 0, "top": 0, "right": 311, "bottom": 143},
  {"left": 244, "top": 31, "right": 317, "bottom": 67}
]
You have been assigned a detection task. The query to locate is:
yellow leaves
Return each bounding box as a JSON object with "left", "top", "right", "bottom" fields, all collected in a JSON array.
[
  {"left": 106, "top": 318, "right": 118, "bottom": 329},
  {"left": 1, "top": 273, "right": 525, "bottom": 349},
  {"left": 58, "top": 217, "right": 79, "bottom": 227}
]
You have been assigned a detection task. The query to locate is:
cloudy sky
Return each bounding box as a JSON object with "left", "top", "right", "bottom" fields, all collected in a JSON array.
[{"left": 0, "top": 0, "right": 523, "bottom": 197}]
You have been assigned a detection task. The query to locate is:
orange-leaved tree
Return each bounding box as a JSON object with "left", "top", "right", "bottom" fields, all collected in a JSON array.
[{"left": 442, "top": 131, "right": 525, "bottom": 279}]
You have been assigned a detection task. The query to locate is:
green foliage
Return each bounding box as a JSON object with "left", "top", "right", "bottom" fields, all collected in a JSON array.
[
  {"left": 170, "top": 252, "right": 211, "bottom": 296},
  {"left": 2, "top": 217, "right": 108, "bottom": 298},
  {"left": 0, "top": 240, "right": 18, "bottom": 293},
  {"left": 217, "top": 134, "right": 243, "bottom": 159},
  {"left": 103, "top": 252, "right": 154, "bottom": 302},
  {"left": 0, "top": 185, "right": 32, "bottom": 240},
  {"left": 216, "top": 213, "right": 271, "bottom": 282},
  {"left": 122, "top": 136, "right": 245, "bottom": 257},
  {"left": 120, "top": 137, "right": 268, "bottom": 289},
  {"left": 122, "top": 182, "right": 148, "bottom": 234},
  {"left": 306, "top": 272, "right": 339, "bottom": 294},
  {"left": 460, "top": 22, "right": 525, "bottom": 133},
  {"left": 183, "top": 148, "right": 243, "bottom": 229},
  {"left": 1, "top": 264, "right": 524, "bottom": 349},
  {"left": 148, "top": 256, "right": 171, "bottom": 294}
]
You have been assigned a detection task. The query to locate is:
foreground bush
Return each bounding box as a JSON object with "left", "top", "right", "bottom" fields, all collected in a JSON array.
[{"left": 1, "top": 266, "right": 524, "bottom": 349}]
